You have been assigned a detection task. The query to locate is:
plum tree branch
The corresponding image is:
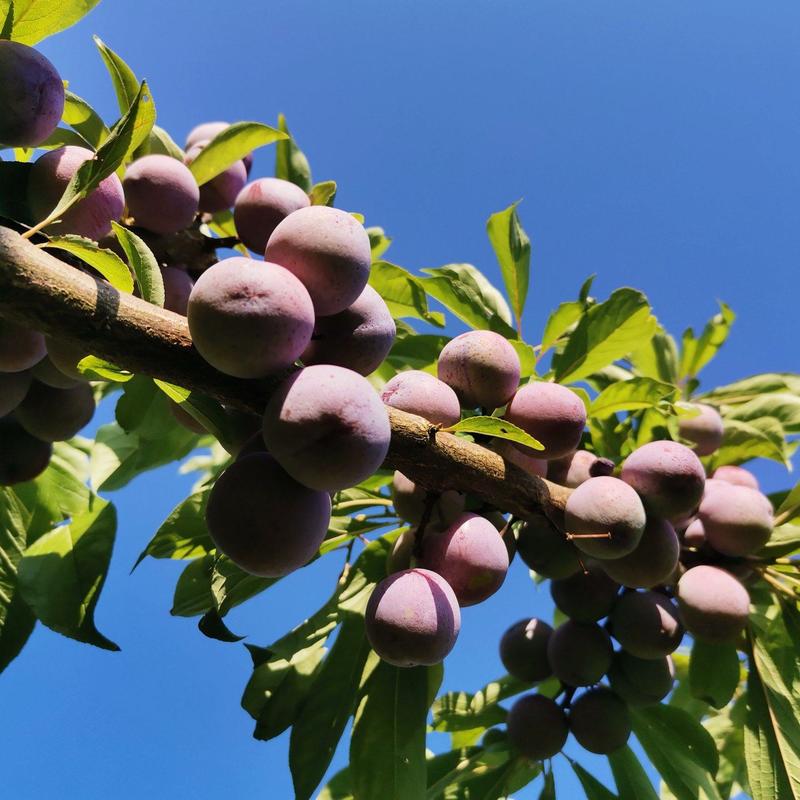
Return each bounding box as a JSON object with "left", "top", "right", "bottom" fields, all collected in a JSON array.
[{"left": 0, "top": 225, "right": 571, "bottom": 524}]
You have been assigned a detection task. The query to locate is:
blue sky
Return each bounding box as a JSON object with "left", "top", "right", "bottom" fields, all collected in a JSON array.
[{"left": 4, "top": 1, "right": 800, "bottom": 797}]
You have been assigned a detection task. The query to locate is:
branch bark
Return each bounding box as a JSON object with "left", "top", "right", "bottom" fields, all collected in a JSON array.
[{"left": 0, "top": 226, "right": 571, "bottom": 524}]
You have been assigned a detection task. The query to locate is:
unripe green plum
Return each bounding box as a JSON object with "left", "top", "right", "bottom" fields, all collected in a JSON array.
[
  {"left": 302, "top": 285, "right": 395, "bottom": 376},
  {"left": 676, "top": 565, "right": 750, "bottom": 644},
  {"left": 266, "top": 206, "right": 371, "bottom": 316},
  {"left": 0, "top": 370, "right": 32, "bottom": 416},
  {"left": 205, "top": 453, "right": 331, "bottom": 576},
  {"left": 697, "top": 482, "right": 773, "bottom": 557},
  {"left": 678, "top": 403, "right": 724, "bottom": 456},
  {"left": 507, "top": 694, "right": 568, "bottom": 760},
  {"left": 29, "top": 146, "right": 125, "bottom": 240},
  {"left": 546, "top": 620, "right": 613, "bottom": 687},
  {"left": 620, "top": 440, "right": 705, "bottom": 521},
  {"left": 184, "top": 141, "right": 248, "bottom": 213},
  {"left": 0, "top": 416, "right": 52, "bottom": 484},
  {"left": 123, "top": 155, "right": 200, "bottom": 234},
  {"left": 390, "top": 471, "right": 465, "bottom": 526},
  {"left": 569, "top": 687, "right": 631, "bottom": 754},
  {"left": 162, "top": 266, "right": 194, "bottom": 316},
  {"left": 550, "top": 565, "right": 619, "bottom": 622},
  {"left": 491, "top": 438, "right": 547, "bottom": 478},
  {"left": 504, "top": 382, "right": 586, "bottom": 460},
  {"left": 0, "top": 320, "right": 46, "bottom": 373},
  {"left": 30, "top": 356, "right": 79, "bottom": 389},
  {"left": 263, "top": 365, "right": 391, "bottom": 491},
  {"left": 515, "top": 517, "right": 581, "bottom": 579},
  {"left": 0, "top": 41, "right": 64, "bottom": 147},
  {"left": 380, "top": 369, "right": 461, "bottom": 427},
  {"left": 365, "top": 567, "right": 461, "bottom": 666},
  {"left": 564, "top": 476, "right": 646, "bottom": 560},
  {"left": 601, "top": 517, "right": 680, "bottom": 589},
  {"left": 233, "top": 177, "right": 311, "bottom": 253},
  {"left": 610, "top": 590, "right": 684, "bottom": 659},
  {"left": 419, "top": 512, "right": 509, "bottom": 606},
  {"left": 548, "top": 450, "right": 613, "bottom": 487},
  {"left": 712, "top": 465, "right": 759, "bottom": 490},
  {"left": 187, "top": 257, "right": 314, "bottom": 378},
  {"left": 15, "top": 381, "right": 95, "bottom": 442},
  {"left": 499, "top": 618, "right": 553, "bottom": 682},
  {"left": 437, "top": 331, "right": 520, "bottom": 410},
  {"left": 608, "top": 651, "right": 674, "bottom": 706}
]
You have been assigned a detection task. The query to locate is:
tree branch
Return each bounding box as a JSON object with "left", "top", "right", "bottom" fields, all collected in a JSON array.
[{"left": 0, "top": 226, "right": 571, "bottom": 523}]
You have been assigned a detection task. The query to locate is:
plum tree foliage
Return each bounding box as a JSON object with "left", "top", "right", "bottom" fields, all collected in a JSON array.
[{"left": 2, "top": 4, "right": 800, "bottom": 799}]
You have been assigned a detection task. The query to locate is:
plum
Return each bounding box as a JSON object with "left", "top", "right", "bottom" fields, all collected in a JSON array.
[
  {"left": 161, "top": 266, "right": 194, "bottom": 316},
  {"left": 677, "top": 565, "right": 750, "bottom": 644},
  {"left": 185, "top": 121, "right": 230, "bottom": 149},
  {"left": 123, "top": 155, "right": 199, "bottom": 234},
  {"left": 546, "top": 620, "right": 613, "bottom": 687},
  {"left": 233, "top": 177, "right": 311, "bottom": 253},
  {"left": 568, "top": 687, "right": 631, "bottom": 754},
  {"left": 504, "top": 382, "right": 586, "bottom": 460},
  {"left": 0, "top": 416, "right": 52, "bottom": 485},
  {"left": 564, "top": 476, "right": 646, "bottom": 560},
  {"left": 187, "top": 257, "right": 314, "bottom": 378},
  {"left": 43, "top": 338, "right": 90, "bottom": 382},
  {"left": 608, "top": 651, "right": 674, "bottom": 706},
  {"left": 205, "top": 452, "right": 331, "bottom": 577},
  {"left": 262, "top": 365, "right": 391, "bottom": 491},
  {"left": 184, "top": 142, "right": 247, "bottom": 213},
  {"left": 380, "top": 369, "right": 461, "bottom": 427},
  {"left": 601, "top": 517, "right": 680, "bottom": 589},
  {"left": 0, "top": 41, "right": 64, "bottom": 147},
  {"left": 548, "top": 449, "right": 613, "bottom": 487},
  {"left": 515, "top": 517, "right": 581, "bottom": 579},
  {"left": 29, "top": 146, "right": 125, "bottom": 240},
  {"left": 491, "top": 438, "right": 547, "bottom": 478},
  {"left": 437, "top": 331, "right": 520, "bottom": 410},
  {"left": 15, "top": 381, "right": 95, "bottom": 442},
  {"left": 712, "top": 465, "right": 759, "bottom": 490},
  {"left": 0, "top": 320, "right": 46, "bottom": 372},
  {"left": 302, "top": 284, "right": 395, "bottom": 376},
  {"left": 499, "top": 618, "right": 553, "bottom": 683},
  {"left": 682, "top": 517, "right": 706, "bottom": 548},
  {"left": 266, "top": 206, "right": 371, "bottom": 316},
  {"left": 550, "top": 565, "right": 620, "bottom": 622},
  {"left": 365, "top": 567, "right": 461, "bottom": 666},
  {"left": 620, "top": 440, "right": 705, "bottom": 521},
  {"left": 419, "top": 511, "right": 509, "bottom": 606},
  {"left": 390, "top": 471, "right": 465, "bottom": 526},
  {"left": 678, "top": 403, "right": 724, "bottom": 456},
  {"left": 0, "top": 370, "right": 31, "bottom": 417},
  {"left": 168, "top": 401, "right": 206, "bottom": 434},
  {"left": 507, "top": 694, "right": 568, "bottom": 760},
  {"left": 697, "top": 482, "right": 773, "bottom": 557},
  {"left": 610, "top": 590, "right": 684, "bottom": 659},
  {"left": 30, "top": 356, "right": 80, "bottom": 389},
  {"left": 386, "top": 528, "right": 416, "bottom": 575}
]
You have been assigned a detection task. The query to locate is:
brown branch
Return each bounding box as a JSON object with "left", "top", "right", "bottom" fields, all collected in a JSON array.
[{"left": 0, "top": 226, "right": 571, "bottom": 523}]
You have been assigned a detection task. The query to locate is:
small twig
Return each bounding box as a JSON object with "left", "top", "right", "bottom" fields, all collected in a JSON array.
[
  {"left": 758, "top": 567, "right": 799, "bottom": 599},
  {"left": 565, "top": 532, "right": 612, "bottom": 540},
  {"left": 412, "top": 491, "right": 441, "bottom": 560}
]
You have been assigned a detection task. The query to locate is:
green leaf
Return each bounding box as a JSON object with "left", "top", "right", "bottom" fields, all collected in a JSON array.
[
  {"left": 608, "top": 745, "right": 659, "bottom": 800},
  {"left": 1, "top": 2, "right": 13, "bottom": 38},
  {"left": 552, "top": 288, "right": 658, "bottom": 384},
  {"left": 726, "top": 393, "right": 800, "bottom": 434},
  {"left": 486, "top": 201, "right": 530, "bottom": 334},
  {"left": 509, "top": 339, "right": 537, "bottom": 379},
  {"left": 570, "top": 762, "right": 618, "bottom": 800},
  {"left": 274, "top": 113, "right": 312, "bottom": 191},
  {"left": 777, "top": 480, "right": 800, "bottom": 523},
  {"left": 350, "top": 660, "right": 429, "bottom": 800},
  {"left": 43, "top": 235, "right": 134, "bottom": 293},
  {"left": 197, "top": 608, "right": 244, "bottom": 642},
  {"left": 445, "top": 416, "right": 544, "bottom": 451},
  {"left": 17, "top": 497, "right": 119, "bottom": 651},
  {"left": 689, "top": 640, "right": 741, "bottom": 709},
  {"left": 629, "top": 326, "right": 680, "bottom": 385},
  {"left": 62, "top": 90, "right": 109, "bottom": 149},
  {"left": 37, "top": 126, "right": 94, "bottom": 151},
  {"left": 210, "top": 557, "right": 276, "bottom": 617},
  {"left": 170, "top": 554, "right": 214, "bottom": 617},
  {"left": 368, "top": 226, "right": 392, "bottom": 260},
  {"left": 76, "top": 355, "right": 133, "bottom": 382},
  {"left": 111, "top": 222, "right": 164, "bottom": 306},
  {"left": 142, "top": 125, "right": 184, "bottom": 160},
  {"left": 318, "top": 767, "right": 353, "bottom": 800},
  {"left": 309, "top": 180, "right": 337, "bottom": 206},
  {"left": 700, "top": 373, "right": 800, "bottom": 404},
  {"left": 431, "top": 675, "right": 528, "bottom": 735},
  {"left": 540, "top": 300, "right": 583, "bottom": 356},
  {"left": 189, "top": 121, "right": 286, "bottom": 186},
  {"left": 590, "top": 377, "right": 678, "bottom": 419},
  {"left": 290, "top": 612, "right": 373, "bottom": 800},
  {"left": 538, "top": 770, "right": 555, "bottom": 800},
  {"left": 387, "top": 335, "right": 451, "bottom": 373},
  {"left": 680, "top": 302, "right": 736, "bottom": 380},
  {"left": 419, "top": 263, "right": 516, "bottom": 337},
  {"left": 707, "top": 417, "right": 789, "bottom": 470},
  {"left": 757, "top": 523, "right": 800, "bottom": 559},
  {"left": 0, "top": 0, "right": 100, "bottom": 45},
  {"left": 93, "top": 35, "right": 140, "bottom": 116},
  {"left": 369, "top": 261, "right": 445, "bottom": 327}
]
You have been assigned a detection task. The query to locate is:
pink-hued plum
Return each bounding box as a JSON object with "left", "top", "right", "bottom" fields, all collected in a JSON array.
[
  {"left": 0, "top": 41, "right": 64, "bottom": 147},
  {"left": 187, "top": 257, "right": 314, "bottom": 378},
  {"left": 504, "top": 382, "right": 586, "bottom": 460},
  {"left": 390, "top": 471, "right": 465, "bottom": 526},
  {"left": 0, "top": 416, "right": 52, "bottom": 485},
  {"left": 550, "top": 564, "right": 620, "bottom": 622},
  {"left": 419, "top": 512, "right": 510, "bottom": 606},
  {"left": 380, "top": 369, "right": 461, "bottom": 427},
  {"left": 601, "top": 517, "right": 680, "bottom": 589},
  {"left": 568, "top": 687, "right": 631, "bottom": 754},
  {"left": 682, "top": 517, "right": 706, "bottom": 548},
  {"left": 677, "top": 565, "right": 750, "bottom": 644},
  {"left": 15, "top": 381, "right": 95, "bottom": 442},
  {"left": 29, "top": 146, "right": 125, "bottom": 240},
  {"left": 185, "top": 121, "right": 229, "bottom": 149},
  {"left": 184, "top": 142, "right": 247, "bottom": 213},
  {"left": 262, "top": 365, "right": 391, "bottom": 491},
  {"left": 515, "top": 517, "right": 581, "bottom": 579},
  {"left": 678, "top": 403, "right": 724, "bottom": 456},
  {"left": 161, "top": 266, "right": 194, "bottom": 316},
  {"left": 697, "top": 482, "right": 773, "bottom": 557},
  {"left": 365, "top": 567, "right": 461, "bottom": 666},
  {"left": 491, "top": 438, "right": 548, "bottom": 478},
  {"left": 302, "top": 284, "right": 395, "bottom": 376},
  {"left": 499, "top": 618, "right": 553, "bottom": 683},
  {"left": 712, "top": 465, "right": 759, "bottom": 490},
  {"left": 437, "top": 331, "right": 520, "bottom": 410},
  {"left": 43, "top": 337, "right": 90, "bottom": 382},
  {"left": 564, "top": 476, "right": 646, "bottom": 560},
  {"left": 507, "top": 694, "right": 568, "bottom": 760},
  {"left": 233, "top": 177, "right": 311, "bottom": 253},
  {"left": 30, "top": 356, "right": 80, "bottom": 389},
  {"left": 266, "top": 206, "right": 371, "bottom": 316},
  {"left": 0, "top": 371, "right": 31, "bottom": 416},
  {"left": 0, "top": 320, "right": 46, "bottom": 372},
  {"left": 548, "top": 449, "right": 613, "bottom": 487},
  {"left": 620, "top": 440, "right": 705, "bottom": 521},
  {"left": 610, "top": 590, "right": 684, "bottom": 659},
  {"left": 608, "top": 651, "right": 674, "bottom": 706},
  {"left": 546, "top": 620, "right": 613, "bottom": 687}
]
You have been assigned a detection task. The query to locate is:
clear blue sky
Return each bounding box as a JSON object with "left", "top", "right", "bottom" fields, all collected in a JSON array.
[{"left": 4, "top": 1, "right": 800, "bottom": 797}]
